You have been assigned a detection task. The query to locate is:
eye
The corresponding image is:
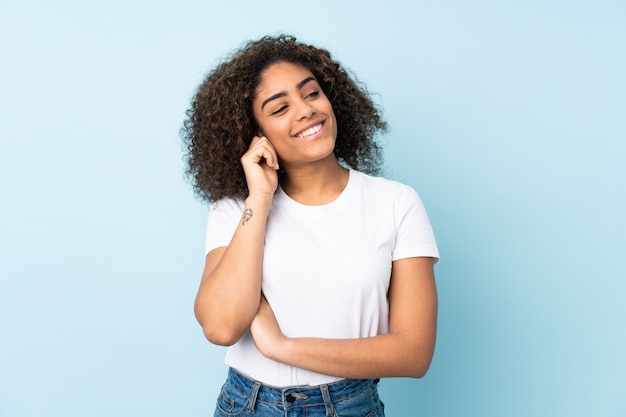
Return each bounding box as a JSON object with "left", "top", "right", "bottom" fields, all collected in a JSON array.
[
  {"left": 306, "top": 91, "right": 320, "bottom": 99},
  {"left": 271, "top": 105, "right": 288, "bottom": 115}
]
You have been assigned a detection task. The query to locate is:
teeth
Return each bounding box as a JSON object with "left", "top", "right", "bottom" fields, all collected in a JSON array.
[{"left": 297, "top": 123, "right": 322, "bottom": 137}]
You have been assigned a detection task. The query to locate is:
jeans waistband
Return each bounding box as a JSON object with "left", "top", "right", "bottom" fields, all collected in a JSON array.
[{"left": 226, "top": 367, "right": 378, "bottom": 415}]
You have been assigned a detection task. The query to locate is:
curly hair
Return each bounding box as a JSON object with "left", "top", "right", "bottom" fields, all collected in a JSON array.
[{"left": 182, "top": 34, "right": 388, "bottom": 203}]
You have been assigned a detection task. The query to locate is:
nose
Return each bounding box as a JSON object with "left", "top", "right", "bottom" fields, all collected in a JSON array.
[{"left": 296, "top": 99, "right": 315, "bottom": 120}]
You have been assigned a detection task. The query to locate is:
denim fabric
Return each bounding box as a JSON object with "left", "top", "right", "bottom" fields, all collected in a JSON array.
[{"left": 214, "top": 368, "right": 385, "bottom": 417}]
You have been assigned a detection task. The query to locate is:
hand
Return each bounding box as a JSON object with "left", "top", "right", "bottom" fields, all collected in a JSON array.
[
  {"left": 250, "top": 295, "right": 286, "bottom": 360},
  {"left": 240, "top": 136, "right": 280, "bottom": 198}
]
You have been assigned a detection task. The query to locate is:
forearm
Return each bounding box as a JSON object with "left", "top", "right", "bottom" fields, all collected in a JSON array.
[
  {"left": 250, "top": 258, "right": 438, "bottom": 378},
  {"left": 273, "top": 331, "right": 436, "bottom": 379},
  {"left": 194, "top": 194, "right": 272, "bottom": 345}
]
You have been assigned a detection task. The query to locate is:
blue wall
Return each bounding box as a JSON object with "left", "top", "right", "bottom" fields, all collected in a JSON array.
[{"left": 1, "top": 1, "right": 624, "bottom": 416}]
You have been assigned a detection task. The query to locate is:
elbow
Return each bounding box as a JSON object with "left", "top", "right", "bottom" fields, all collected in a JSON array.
[
  {"left": 194, "top": 301, "right": 244, "bottom": 346},
  {"left": 194, "top": 306, "right": 245, "bottom": 346},
  {"left": 407, "top": 360, "right": 432, "bottom": 378},
  {"left": 402, "top": 345, "right": 435, "bottom": 378},
  {"left": 404, "top": 331, "right": 436, "bottom": 378},
  {"left": 407, "top": 352, "right": 433, "bottom": 378},
  {"left": 201, "top": 325, "right": 242, "bottom": 346}
]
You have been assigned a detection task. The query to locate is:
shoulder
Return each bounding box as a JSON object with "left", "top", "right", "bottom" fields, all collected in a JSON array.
[{"left": 352, "top": 170, "right": 421, "bottom": 202}]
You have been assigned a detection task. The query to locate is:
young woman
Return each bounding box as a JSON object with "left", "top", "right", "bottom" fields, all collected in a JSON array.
[{"left": 183, "top": 34, "right": 439, "bottom": 417}]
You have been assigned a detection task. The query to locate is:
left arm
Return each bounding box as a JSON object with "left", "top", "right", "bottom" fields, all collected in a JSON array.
[{"left": 250, "top": 256, "right": 438, "bottom": 379}]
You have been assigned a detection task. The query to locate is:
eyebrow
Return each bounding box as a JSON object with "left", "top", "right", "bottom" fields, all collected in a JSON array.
[{"left": 260, "top": 76, "right": 317, "bottom": 111}]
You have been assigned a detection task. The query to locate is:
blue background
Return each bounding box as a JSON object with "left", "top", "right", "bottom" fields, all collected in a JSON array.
[{"left": 1, "top": 1, "right": 625, "bottom": 416}]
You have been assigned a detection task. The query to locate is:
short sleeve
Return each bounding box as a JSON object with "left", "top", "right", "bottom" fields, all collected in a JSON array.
[
  {"left": 204, "top": 198, "right": 246, "bottom": 255},
  {"left": 392, "top": 186, "right": 440, "bottom": 263}
]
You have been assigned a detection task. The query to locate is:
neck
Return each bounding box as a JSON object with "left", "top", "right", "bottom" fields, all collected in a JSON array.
[{"left": 280, "top": 156, "right": 349, "bottom": 206}]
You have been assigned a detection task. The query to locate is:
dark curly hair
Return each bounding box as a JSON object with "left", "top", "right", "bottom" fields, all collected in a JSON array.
[{"left": 182, "top": 34, "right": 387, "bottom": 203}]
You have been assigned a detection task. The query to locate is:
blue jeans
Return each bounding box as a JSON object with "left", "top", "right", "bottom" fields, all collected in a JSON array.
[{"left": 214, "top": 368, "right": 385, "bottom": 417}]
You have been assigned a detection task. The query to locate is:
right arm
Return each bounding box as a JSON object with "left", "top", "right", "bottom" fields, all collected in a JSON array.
[{"left": 194, "top": 136, "right": 279, "bottom": 346}]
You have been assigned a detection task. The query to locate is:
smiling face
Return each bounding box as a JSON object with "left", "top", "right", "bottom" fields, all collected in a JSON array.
[{"left": 252, "top": 61, "right": 338, "bottom": 170}]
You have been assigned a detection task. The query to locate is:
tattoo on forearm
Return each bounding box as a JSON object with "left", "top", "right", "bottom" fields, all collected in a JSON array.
[{"left": 242, "top": 208, "right": 253, "bottom": 225}]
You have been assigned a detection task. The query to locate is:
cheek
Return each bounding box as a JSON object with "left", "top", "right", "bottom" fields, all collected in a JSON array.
[
  {"left": 256, "top": 120, "right": 274, "bottom": 138},
  {"left": 262, "top": 120, "right": 290, "bottom": 140}
]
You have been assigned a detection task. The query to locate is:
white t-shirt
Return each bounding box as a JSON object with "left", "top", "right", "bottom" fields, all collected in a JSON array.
[{"left": 205, "top": 169, "right": 439, "bottom": 386}]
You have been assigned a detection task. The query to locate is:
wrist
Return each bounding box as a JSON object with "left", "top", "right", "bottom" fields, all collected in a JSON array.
[{"left": 245, "top": 193, "right": 274, "bottom": 208}]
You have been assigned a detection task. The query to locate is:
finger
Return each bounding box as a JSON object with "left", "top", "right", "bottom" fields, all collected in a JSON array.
[
  {"left": 247, "top": 137, "right": 279, "bottom": 169},
  {"left": 254, "top": 136, "right": 278, "bottom": 168},
  {"left": 242, "top": 138, "right": 268, "bottom": 162},
  {"left": 243, "top": 145, "right": 278, "bottom": 170}
]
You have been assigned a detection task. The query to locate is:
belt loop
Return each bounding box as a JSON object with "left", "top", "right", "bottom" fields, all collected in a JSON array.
[
  {"left": 320, "top": 384, "right": 334, "bottom": 416},
  {"left": 247, "top": 381, "right": 262, "bottom": 413}
]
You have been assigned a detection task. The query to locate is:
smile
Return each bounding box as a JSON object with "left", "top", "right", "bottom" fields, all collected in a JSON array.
[{"left": 295, "top": 122, "right": 324, "bottom": 138}]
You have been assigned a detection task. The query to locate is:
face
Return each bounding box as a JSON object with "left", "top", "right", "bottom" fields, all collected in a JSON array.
[{"left": 252, "top": 61, "right": 338, "bottom": 169}]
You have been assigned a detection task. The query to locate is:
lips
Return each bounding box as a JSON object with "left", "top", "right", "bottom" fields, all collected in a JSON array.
[{"left": 295, "top": 121, "right": 324, "bottom": 138}]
